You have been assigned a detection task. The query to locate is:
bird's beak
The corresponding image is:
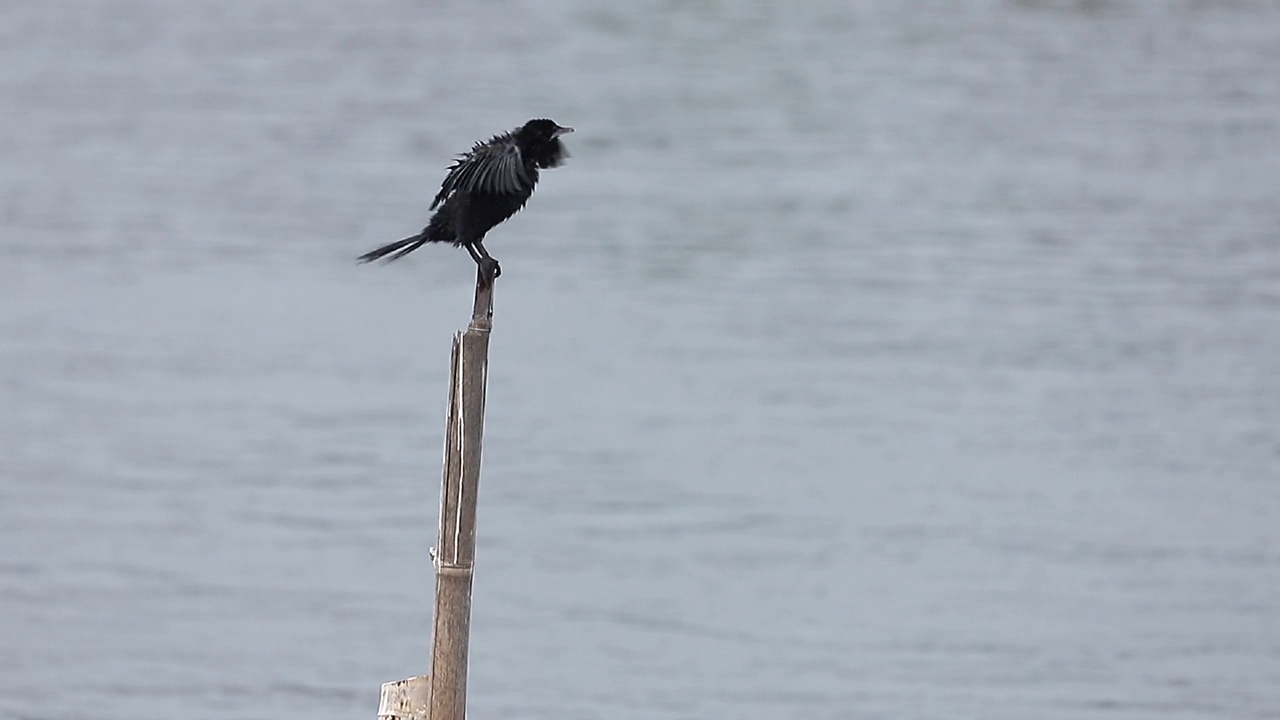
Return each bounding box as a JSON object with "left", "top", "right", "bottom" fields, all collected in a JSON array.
[{"left": 553, "top": 126, "right": 574, "bottom": 138}]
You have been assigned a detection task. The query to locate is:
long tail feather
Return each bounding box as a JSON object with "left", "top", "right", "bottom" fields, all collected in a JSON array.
[{"left": 357, "top": 234, "right": 426, "bottom": 263}]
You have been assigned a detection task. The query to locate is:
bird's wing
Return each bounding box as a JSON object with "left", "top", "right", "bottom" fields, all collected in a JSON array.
[{"left": 431, "top": 137, "right": 530, "bottom": 209}]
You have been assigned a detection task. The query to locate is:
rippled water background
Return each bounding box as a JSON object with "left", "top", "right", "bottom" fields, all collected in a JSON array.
[{"left": 3, "top": 2, "right": 1279, "bottom": 718}]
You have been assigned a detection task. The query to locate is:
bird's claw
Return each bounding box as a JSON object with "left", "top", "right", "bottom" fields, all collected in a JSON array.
[{"left": 479, "top": 257, "right": 501, "bottom": 285}]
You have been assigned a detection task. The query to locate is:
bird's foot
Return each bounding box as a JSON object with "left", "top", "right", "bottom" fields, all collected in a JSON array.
[{"left": 479, "top": 257, "right": 501, "bottom": 285}]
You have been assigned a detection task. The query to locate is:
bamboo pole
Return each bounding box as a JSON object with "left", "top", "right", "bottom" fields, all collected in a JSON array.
[
  {"left": 378, "top": 268, "right": 494, "bottom": 720},
  {"left": 427, "top": 269, "right": 493, "bottom": 720}
]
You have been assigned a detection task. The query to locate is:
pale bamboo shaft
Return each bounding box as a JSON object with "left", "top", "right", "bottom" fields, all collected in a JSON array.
[{"left": 427, "top": 271, "right": 494, "bottom": 720}]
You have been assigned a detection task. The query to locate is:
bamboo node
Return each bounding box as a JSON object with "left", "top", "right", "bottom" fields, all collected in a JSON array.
[{"left": 436, "top": 561, "right": 474, "bottom": 577}]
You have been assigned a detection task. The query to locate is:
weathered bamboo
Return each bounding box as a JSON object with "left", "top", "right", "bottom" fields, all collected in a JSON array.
[
  {"left": 427, "top": 269, "right": 493, "bottom": 720},
  {"left": 377, "top": 269, "right": 495, "bottom": 720}
]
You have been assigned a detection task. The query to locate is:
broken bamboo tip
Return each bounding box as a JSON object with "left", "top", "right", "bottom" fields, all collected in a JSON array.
[
  {"left": 378, "top": 675, "right": 431, "bottom": 720},
  {"left": 470, "top": 267, "right": 494, "bottom": 330}
]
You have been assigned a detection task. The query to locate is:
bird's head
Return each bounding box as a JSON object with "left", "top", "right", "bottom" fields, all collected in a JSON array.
[{"left": 518, "top": 118, "right": 573, "bottom": 168}]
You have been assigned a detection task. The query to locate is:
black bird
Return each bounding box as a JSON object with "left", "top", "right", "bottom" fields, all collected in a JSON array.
[{"left": 358, "top": 118, "right": 573, "bottom": 282}]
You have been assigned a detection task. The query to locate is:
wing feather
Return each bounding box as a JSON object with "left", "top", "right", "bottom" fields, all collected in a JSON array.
[{"left": 430, "top": 134, "right": 531, "bottom": 209}]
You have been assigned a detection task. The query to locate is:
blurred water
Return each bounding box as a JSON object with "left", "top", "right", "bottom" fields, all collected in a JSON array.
[{"left": 2, "top": 1, "right": 1279, "bottom": 718}]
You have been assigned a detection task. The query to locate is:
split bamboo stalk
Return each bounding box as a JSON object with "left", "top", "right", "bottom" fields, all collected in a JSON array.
[{"left": 378, "top": 269, "right": 494, "bottom": 720}]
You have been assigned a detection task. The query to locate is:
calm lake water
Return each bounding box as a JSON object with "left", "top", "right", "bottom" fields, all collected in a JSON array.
[{"left": 2, "top": 2, "right": 1279, "bottom": 718}]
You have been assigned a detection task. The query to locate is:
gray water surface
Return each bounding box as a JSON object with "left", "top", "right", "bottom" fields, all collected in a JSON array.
[{"left": 3, "top": 2, "right": 1279, "bottom": 719}]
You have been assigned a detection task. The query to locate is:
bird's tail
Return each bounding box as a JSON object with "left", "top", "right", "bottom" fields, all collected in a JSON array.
[
  {"left": 357, "top": 233, "right": 428, "bottom": 263},
  {"left": 359, "top": 213, "right": 453, "bottom": 263}
]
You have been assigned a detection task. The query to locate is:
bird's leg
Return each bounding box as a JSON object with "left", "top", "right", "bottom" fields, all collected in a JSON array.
[
  {"left": 472, "top": 240, "right": 501, "bottom": 282},
  {"left": 463, "top": 242, "right": 498, "bottom": 285}
]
